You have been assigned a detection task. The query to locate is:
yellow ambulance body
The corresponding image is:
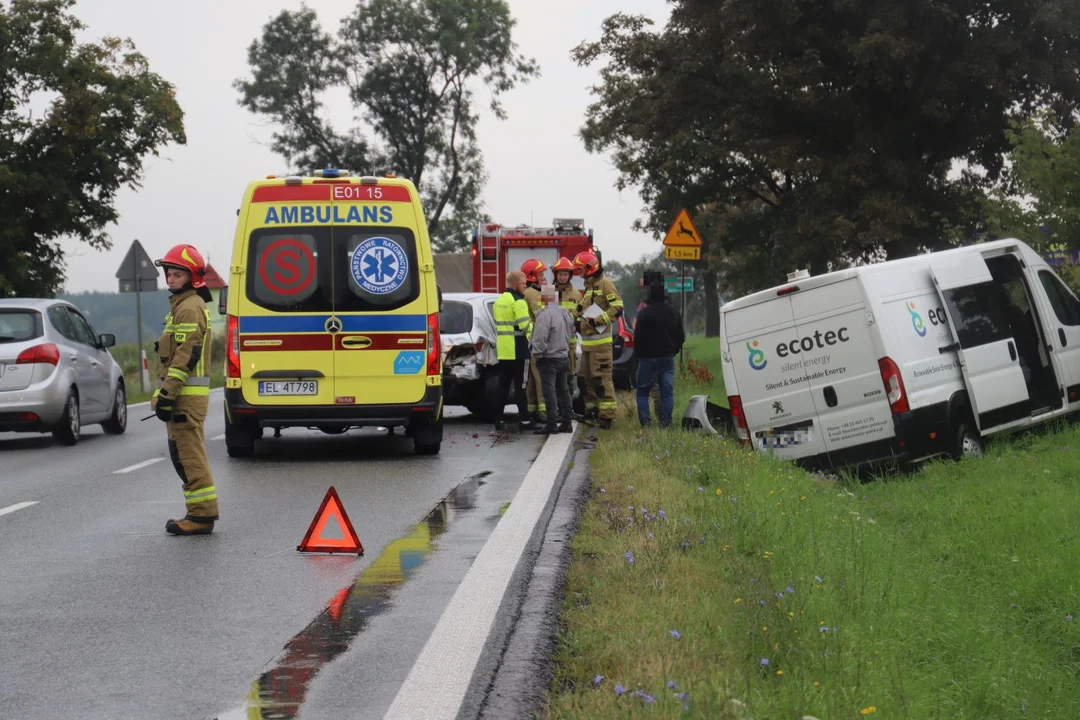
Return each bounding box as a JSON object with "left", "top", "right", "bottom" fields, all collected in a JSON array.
[{"left": 222, "top": 170, "right": 443, "bottom": 457}]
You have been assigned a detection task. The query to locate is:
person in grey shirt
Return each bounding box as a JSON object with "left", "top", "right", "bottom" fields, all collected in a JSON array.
[{"left": 530, "top": 285, "right": 575, "bottom": 434}]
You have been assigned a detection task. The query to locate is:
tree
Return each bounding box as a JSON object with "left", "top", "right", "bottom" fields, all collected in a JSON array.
[
  {"left": 0, "top": 0, "right": 186, "bottom": 297},
  {"left": 985, "top": 111, "right": 1080, "bottom": 250},
  {"left": 236, "top": 1, "right": 537, "bottom": 252},
  {"left": 575, "top": 2, "right": 1080, "bottom": 325}
]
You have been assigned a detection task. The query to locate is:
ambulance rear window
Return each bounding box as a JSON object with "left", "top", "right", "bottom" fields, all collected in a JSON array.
[
  {"left": 339, "top": 229, "right": 420, "bottom": 311},
  {"left": 246, "top": 230, "right": 333, "bottom": 312}
]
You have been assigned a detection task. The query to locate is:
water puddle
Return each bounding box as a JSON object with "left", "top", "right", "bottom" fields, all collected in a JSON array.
[{"left": 214, "top": 477, "right": 482, "bottom": 719}]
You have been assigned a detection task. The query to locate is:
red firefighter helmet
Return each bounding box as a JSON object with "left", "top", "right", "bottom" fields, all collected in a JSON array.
[
  {"left": 520, "top": 258, "right": 548, "bottom": 284},
  {"left": 155, "top": 244, "right": 208, "bottom": 288},
  {"left": 552, "top": 257, "right": 574, "bottom": 274},
  {"left": 573, "top": 251, "right": 601, "bottom": 277}
]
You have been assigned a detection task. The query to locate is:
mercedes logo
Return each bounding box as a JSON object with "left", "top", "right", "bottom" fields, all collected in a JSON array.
[{"left": 325, "top": 317, "right": 342, "bottom": 335}]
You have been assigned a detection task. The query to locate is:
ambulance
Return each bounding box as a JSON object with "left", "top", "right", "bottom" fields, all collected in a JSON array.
[
  {"left": 720, "top": 238, "right": 1080, "bottom": 471},
  {"left": 221, "top": 170, "right": 443, "bottom": 457}
]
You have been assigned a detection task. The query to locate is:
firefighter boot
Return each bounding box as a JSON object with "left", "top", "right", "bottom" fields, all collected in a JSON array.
[{"left": 165, "top": 517, "right": 215, "bottom": 535}]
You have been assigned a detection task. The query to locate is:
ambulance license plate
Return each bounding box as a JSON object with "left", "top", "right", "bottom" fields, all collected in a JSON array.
[{"left": 258, "top": 380, "right": 318, "bottom": 396}]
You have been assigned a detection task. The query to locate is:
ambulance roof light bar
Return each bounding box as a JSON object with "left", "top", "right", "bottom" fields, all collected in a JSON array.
[{"left": 314, "top": 168, "right": 351, "bottom": 178}]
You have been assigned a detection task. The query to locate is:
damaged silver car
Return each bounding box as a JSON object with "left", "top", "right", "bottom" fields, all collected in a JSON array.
[{"left": 440, "top": 292, "right": 506, "bottom": 420}]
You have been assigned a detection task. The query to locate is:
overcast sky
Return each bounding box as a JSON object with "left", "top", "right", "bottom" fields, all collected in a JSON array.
[{"left": 58, "top": 0, "right": 671, "bottom": 293}]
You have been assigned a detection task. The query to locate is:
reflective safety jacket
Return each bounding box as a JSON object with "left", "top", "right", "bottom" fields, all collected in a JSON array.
[
  {"left": 493, "top": 289, "right": 532, "bottom": 360},
  {"left": 155, "top": 289, "right": 213, "bottom": 402},
  {"left": 579, "top": 274, "right": 624, "bottom": 350}
]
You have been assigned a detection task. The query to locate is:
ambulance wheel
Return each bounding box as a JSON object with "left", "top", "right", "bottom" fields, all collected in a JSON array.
[
  {"left": 412, "top": 418, "right": 443, "bottom": 456},
  {"left": 225, "top": 410, "right": 256, "bottom": 458},
  {"left": 951, "top": 419, "right": 983, "bottom": 459}
]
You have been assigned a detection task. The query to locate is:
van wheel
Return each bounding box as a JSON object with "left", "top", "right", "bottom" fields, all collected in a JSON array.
[
  {"left": 102, "top": 384, "right": 127, "bottom": 435},
  {"left": 413, "top": 418, "right": 443, "bottom": 456},
  {"left": 225, "top": 409, "right": 256, "bottom": 458},
  {"left": 53, "top": 391, "right": 81, "bottom": 446},
  {"left": 952, "top": 420, "right": 983, "bottom": 459}
]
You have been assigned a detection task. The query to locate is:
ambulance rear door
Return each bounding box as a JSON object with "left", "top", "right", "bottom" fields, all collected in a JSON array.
[
  {"left": 238, "top": 183, "right": 337, "bottom": 407},
  {"left": 330, "top": 182, "right": 433, "bottom": 406}
]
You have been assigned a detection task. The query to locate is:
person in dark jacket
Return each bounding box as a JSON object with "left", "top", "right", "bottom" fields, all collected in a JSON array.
[{"left": 633, "top": 281, "right": 685, "bottom": 427}]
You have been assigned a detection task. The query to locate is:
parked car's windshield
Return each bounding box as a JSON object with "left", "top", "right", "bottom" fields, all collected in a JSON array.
[{"left": 440, "top": 300, "right": 473, "bottom": 335}]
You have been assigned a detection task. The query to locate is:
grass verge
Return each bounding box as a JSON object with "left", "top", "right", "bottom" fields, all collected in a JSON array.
[
  {"left": 549, "top": 336, "right": 1080, "bottom": 719},
  {"left": 111, "top": 336, "right": 225, "bottom": 404}
]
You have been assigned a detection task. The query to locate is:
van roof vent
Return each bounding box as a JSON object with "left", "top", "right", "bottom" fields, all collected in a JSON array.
[{"left": 787, "top": 269, "right": 810, "bottom": 282}]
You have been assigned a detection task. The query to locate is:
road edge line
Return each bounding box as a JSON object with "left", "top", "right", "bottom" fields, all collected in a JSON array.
[{"left": 383, "top": 427, "right": 578, "bottom": 720}]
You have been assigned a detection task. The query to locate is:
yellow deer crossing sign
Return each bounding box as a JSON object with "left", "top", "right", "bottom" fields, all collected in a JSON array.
[{"left": 662, "top": 209, "right": 701, "bottom": 261}]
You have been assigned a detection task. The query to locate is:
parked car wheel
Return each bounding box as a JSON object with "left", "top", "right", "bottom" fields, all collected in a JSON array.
[
  {"left": 52, "top": 391, "right": 80, "bottom": 446},
  {"left": 465, "top": 372, "right": 504, "bottom": 422},
  {"left": 101, "top": 384, "right": 127, "bottom": 434}
]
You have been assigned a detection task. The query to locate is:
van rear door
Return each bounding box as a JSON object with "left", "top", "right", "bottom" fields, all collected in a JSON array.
[
  {"left": 239, "top": 184, "right": 337, "bottom": 407},
  {"left": 724, "top": 296, "right": 830, "bottom": 463},
  {"left": 929, "top": 256, "right": 1031, "bottom": 433},
  {"left": 331, "top": 184, "right": 431, "bottom": 406},
  {"left": 789, "top": 279, "right": 895, "bottom": 458}
]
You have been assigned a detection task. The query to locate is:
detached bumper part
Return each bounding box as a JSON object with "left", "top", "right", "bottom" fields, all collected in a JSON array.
[{"left": 682, "top": 395, "right": 733, "bottom": 436}]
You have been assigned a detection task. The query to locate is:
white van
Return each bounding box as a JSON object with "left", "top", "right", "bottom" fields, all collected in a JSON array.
[{"left": 719, "top": 238, "right": 1080, "bottom": 471}]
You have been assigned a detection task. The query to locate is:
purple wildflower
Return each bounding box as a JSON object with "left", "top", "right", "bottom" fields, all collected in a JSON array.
[
  {"left": 628, "top": 485, "right": 634, "bottom": 491},
  {"left": 681, "top": 541, "right": 691, "bottom": 549},
  {"left": 641, "top": 506, "right": 648, "bottom": 515},
  {"left": 614, "top": 684, "right": 626, "bottom": 695},
  {"left": 697, "top": 486, "right": 703, "bottom": 492},
  {"left": 758, "top": 599, "right": 766, "bottom": 606},
  {"left": 750, "top": 578, "right": 759, "bottom": 583},
  {"left": 730, "top": 496, "right": 738, "bottom": 502},
  {"left": 760, "top": 658, "right": 770, "bottom": 666},
  {"left": 699, "top": 536, "right": 706, "bottom": 544},
  {"left": 678, "top": 691, "right": 688, "bottom": 700},
  {"left": 643, "top": 694, "right": 656, "bottom": 704},
  {"left": 594, "top": 675, "right": 603, "bottom": 685},
  {"left": 669, "top": 629, "right": 681, "bottom": 639},
  {"left": 648, "top": 532, "right": 654, "bottom": 539},
  {"left": 786, "top": 586, "right": 796, "bottom": 594},
  {"left": 625, "top": 550, "right": 635, "bottom": 564},
  {"left": 658, "top": 509, "right": 667, "bottom": 520},
  {"left": 776, "top": 592, "right": 785, "bottom": 599},
  {"left": 683, "top": 704, "right": 690, "bottom": 712},
  {"left": 667, "top": 681, "right": 678, "bottom": 689},
  {"left": 819, "top": 626, "right": 829, "bottom": 633},
  {"left": 1067, "top": 615, "right": 1074, "bottom": 621}
]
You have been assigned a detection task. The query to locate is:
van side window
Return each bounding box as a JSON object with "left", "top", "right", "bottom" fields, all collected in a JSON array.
[
  {"left": 1038, "top": 270, "right": 1080, "bottom": 326},
  {"left": 941, "top": 282, "right": 1012, "bottom": 348}
]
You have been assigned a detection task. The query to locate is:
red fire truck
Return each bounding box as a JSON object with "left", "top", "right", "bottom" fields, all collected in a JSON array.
[{"left": 471, "top": 218, "right": 596, "bottom": 292}]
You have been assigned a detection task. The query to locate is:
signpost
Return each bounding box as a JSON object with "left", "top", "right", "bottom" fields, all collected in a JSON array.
[
  {"left": 115, "top": 240, "right": 158, "bottom": 392},
  {"left": 662, "top": 209, "right": 703, "bottom": 360},
  {"left": 664, "top": 277, "right": 694, "bottom": 293}
]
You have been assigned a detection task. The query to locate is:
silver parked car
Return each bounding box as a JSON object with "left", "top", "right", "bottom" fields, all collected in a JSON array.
[
  {"left": 440, "top": 292, "right": 504, "bottom": 420},
  {"left": 0, "top": 299, "right": 128, "bottom": 444}
]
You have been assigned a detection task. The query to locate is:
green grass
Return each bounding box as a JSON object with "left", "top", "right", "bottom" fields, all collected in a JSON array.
[
  {"left": 110, "top": 334, "right": 226, "bottom": 404},
  {"left": 549, "top": 336, "right": 1080, "bottom": 719}
]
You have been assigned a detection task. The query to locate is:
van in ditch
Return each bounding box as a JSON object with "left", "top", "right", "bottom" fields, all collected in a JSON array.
[{"left": 720, "top": 238, "right": 1080, "bottom": 470}]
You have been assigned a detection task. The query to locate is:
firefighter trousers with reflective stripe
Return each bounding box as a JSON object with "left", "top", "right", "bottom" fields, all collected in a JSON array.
[
  {"left": 165, "top": 396, "right": 219, "bottom": 521},
  {"left": 578, "top": 343, "right": 617, "bottom": 421},
  {"left": 525, "top": 356, "right": 546, "bottom": 418}
]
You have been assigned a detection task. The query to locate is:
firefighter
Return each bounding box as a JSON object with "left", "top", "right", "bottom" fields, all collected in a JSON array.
[
  {"left": 573, "top": 251, "right": 624, "bottom": 429},
  {"left": 520, "top": 258, "right": 548, "bottom": 424},
  {"left": 493, "top": 270, "right": 533, "bottom": 431},
  {"left": 152, "top": 244, "right": 219, "bottom": 535},
  {"left": 552, "top": 257, "right": 582, "bottom": 376}
]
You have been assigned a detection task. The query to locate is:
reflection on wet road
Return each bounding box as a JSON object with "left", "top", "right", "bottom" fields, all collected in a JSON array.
[{"left": 224, "top": 477, "right": 482, "bottom": 719}]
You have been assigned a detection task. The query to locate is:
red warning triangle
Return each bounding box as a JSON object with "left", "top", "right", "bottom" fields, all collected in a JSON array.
[{"left": 297, "top": 486, "right": 365, "bottom": 555}]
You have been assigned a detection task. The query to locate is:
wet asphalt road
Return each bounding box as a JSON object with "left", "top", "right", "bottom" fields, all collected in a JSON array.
[{"left": 0, "top": 390, "right": 546, "bottom": 720}]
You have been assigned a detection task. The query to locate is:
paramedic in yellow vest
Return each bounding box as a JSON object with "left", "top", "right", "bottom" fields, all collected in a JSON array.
[
  {"left": 573, "top": 251, "right": 624, "bottom": 429},
  {"left": 152, "top": 244, "right": 219, "bottom": 535},
  {"left": 519, "top": 258, "right": 548, "bottom": 424},
  {"left": 551, "top": 257, "right": 582, "bottom": 376},
  {"left": 492, "top": 270, "right": 534, "bottom": 432}
]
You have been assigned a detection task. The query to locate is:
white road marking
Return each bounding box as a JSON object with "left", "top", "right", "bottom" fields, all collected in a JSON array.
[
  {"left": 384, "top": 426, "right": 577, "bottom": 720},
  {"left": 210, "top": 434, "right": 226, "bottom": 441},
  {"left": 113, "top": 458, "right": 165, "bottom": 474},
  {"left": 0, "top": 501, "right": 39, "bottom": 518}
]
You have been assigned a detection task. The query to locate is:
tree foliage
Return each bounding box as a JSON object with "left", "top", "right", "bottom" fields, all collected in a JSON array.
[
  {"left": 575, "top": 1, "right": 1080, "bottom": 296},
  {"left": 986, "top": 111, "right": 1080, "bottom": 250},
  {"left": 236, "top": 0, "right": 537, "bottom": 252},
  {"left": 0, "top": 0, "right": 186, "bottom": 297}
]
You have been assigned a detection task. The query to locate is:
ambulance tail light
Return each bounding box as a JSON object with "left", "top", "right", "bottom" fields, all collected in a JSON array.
[
  {"left": 878, "top": 356, "right": 909, "bottom": 414},
  {"left": 16, "top": 343, "right": 60, "bottom": 366},
  {"left": 226, "top": 314, "right": 241, "bottom": 378},
  {"left": 728, "top": 394, "right": 750, "bottom": 444},
  {"left": 426, "top": 312, "right": 441, "bottom": 376}
]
